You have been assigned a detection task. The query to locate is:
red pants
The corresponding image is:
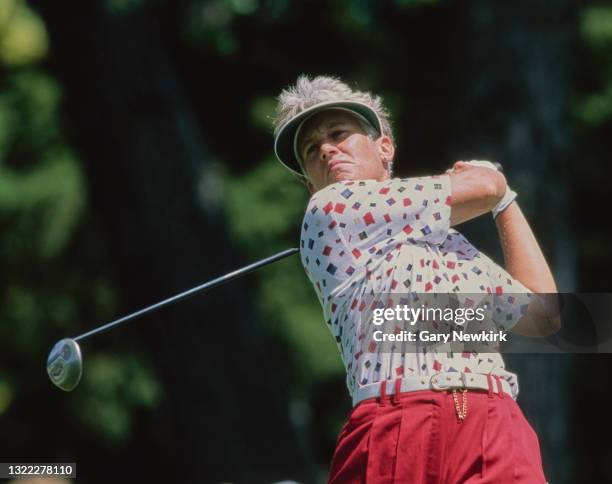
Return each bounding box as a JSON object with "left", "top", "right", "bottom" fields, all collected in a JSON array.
[{"left": 329, "top": 388, "right": 546, "bottom": 483}]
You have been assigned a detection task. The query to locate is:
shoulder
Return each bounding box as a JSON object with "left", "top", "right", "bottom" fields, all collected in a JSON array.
[
  {"left": 309, "top": 179, "right": 388, "bottom": 200},
  {"left": 306, "top": 177, "right": 426, "bottom": 204},
  {"left": 304, "top": 176, "right": 451, "bottom": 217},
  {"left": 304, "top": 180, "right": 383, "bottom": 214}
]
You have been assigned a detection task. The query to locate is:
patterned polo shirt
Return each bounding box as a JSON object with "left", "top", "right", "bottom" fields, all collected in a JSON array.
[{"left": 299, "top": 175, "right": 531, "bottom": 400}]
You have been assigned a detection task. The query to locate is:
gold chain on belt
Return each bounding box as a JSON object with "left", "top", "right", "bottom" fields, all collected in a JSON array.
[{"left": 451, "top": 388, "right": 468, "bottom": 421}]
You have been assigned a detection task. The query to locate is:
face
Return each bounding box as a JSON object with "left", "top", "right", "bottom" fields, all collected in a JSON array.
[{"left": 296, "top": 110, "right": 394, "bottom": 193}]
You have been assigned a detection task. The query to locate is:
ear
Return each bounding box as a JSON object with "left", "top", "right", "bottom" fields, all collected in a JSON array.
[
  {"left": 376, "top": 135, "right": 395, "bottom": 173},
  {"left": 306, "top": 179, "right": 316, "bottom": 194}
]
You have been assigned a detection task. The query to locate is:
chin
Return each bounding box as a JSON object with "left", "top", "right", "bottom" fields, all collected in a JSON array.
[{"left": 332, "top": 171, "right": 356, "bottom": 183}]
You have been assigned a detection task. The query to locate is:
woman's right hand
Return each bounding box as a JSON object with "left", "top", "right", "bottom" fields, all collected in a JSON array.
[{"left": 447, "top": 161, "right": 507, "bottom": 225}]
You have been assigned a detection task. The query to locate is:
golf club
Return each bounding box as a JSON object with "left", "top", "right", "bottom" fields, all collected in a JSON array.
[{"left": 47, "top": 247, "right": 299, "bottom": 391}]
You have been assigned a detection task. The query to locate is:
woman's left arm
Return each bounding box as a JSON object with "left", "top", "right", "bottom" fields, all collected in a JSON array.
[{"left": 495, "top": 202, "right": 561, "bottom": 336}]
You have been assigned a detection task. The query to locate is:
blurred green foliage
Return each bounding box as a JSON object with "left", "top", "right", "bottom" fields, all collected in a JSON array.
[
  {"left": 223, "top": 155, "right": 344, "bottom": 388},
  {"left": 249, "top": 95, "right": 276, "bottom": 131},
  {"left": 184, "top": 0, "right": 439, "bottom": 56},
  {"left": 581, "top": 5, "right": 612, "bottom": 52},
  {"left": 104, "top": 0, "right": 148, "bottom": 16},
  {"left": 0, "top": 378, "right": 13, "bottom": 414},
  {"left": 0, "top": 149, "right": 84, "bottom": 259},
  {"left": 0, "top": 0, "right": 48, "bottom": 66},
  {"left": 0, "top": 0, "right": 162, "bottom": 446},
  {"left": 75, "top": 353, "right": 161, "bottom": 445},
  {"left": 577, "top": 5, "right": 612, "bottom": 127},
  {"left": 0, "top": 0, "right": 610, "bottom": 479}
]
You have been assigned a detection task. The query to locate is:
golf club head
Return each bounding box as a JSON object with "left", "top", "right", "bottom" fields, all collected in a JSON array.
[{"left": 47, "top": 338, "right": 83, "bottom": 392}]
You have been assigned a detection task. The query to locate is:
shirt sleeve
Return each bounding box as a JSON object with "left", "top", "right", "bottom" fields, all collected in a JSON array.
[{"left": 485, "top": 256, "right": 533, "bottom": 331}]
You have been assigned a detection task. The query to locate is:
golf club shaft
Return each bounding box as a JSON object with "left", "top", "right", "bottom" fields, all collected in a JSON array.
[{"left": 73, "top": 247, "right": 299, "bottom": 342}]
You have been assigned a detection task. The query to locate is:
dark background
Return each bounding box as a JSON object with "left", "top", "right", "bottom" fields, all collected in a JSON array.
[{"left": 0, "top": 0, "right": 610, "bottom": 482}]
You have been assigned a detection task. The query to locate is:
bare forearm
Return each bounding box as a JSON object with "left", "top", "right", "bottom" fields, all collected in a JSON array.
[
  {"left": 495, "top": 202, "right": 556, "bottom": 293},
  {"left": 496, "top": 202, "right": 560, "bottom": 336},
  {"left": 448, "top": 167, "right": 506, "bottom": 226},
  {"left": 444, "top": 162, "right": 559, "bottom": 335}
]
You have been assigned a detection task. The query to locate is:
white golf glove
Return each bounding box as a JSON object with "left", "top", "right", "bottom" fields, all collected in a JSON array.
[{"left": 461, "top": 160, "right": 517, "bottom": 219}]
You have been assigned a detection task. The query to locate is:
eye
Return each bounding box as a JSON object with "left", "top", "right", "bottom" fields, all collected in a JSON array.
[
  {"left": 331, "top": 130, "right": 346, "bottom": 139},
  {"left": 304, "top": 143, "right": 317, "bottom": 159}
]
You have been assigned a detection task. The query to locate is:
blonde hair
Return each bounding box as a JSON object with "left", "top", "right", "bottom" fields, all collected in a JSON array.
[{"left": 274, "top": 75, "right": 394, "bottom": 144}]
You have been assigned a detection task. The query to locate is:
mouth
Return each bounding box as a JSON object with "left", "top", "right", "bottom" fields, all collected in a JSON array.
[{"left": 328, "top": 159, "right": 351, "bottom": 175}]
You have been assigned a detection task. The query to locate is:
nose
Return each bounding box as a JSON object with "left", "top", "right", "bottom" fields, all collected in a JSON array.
[{"left": 319, "top": 142, "right": 339, "bottom": 162}]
